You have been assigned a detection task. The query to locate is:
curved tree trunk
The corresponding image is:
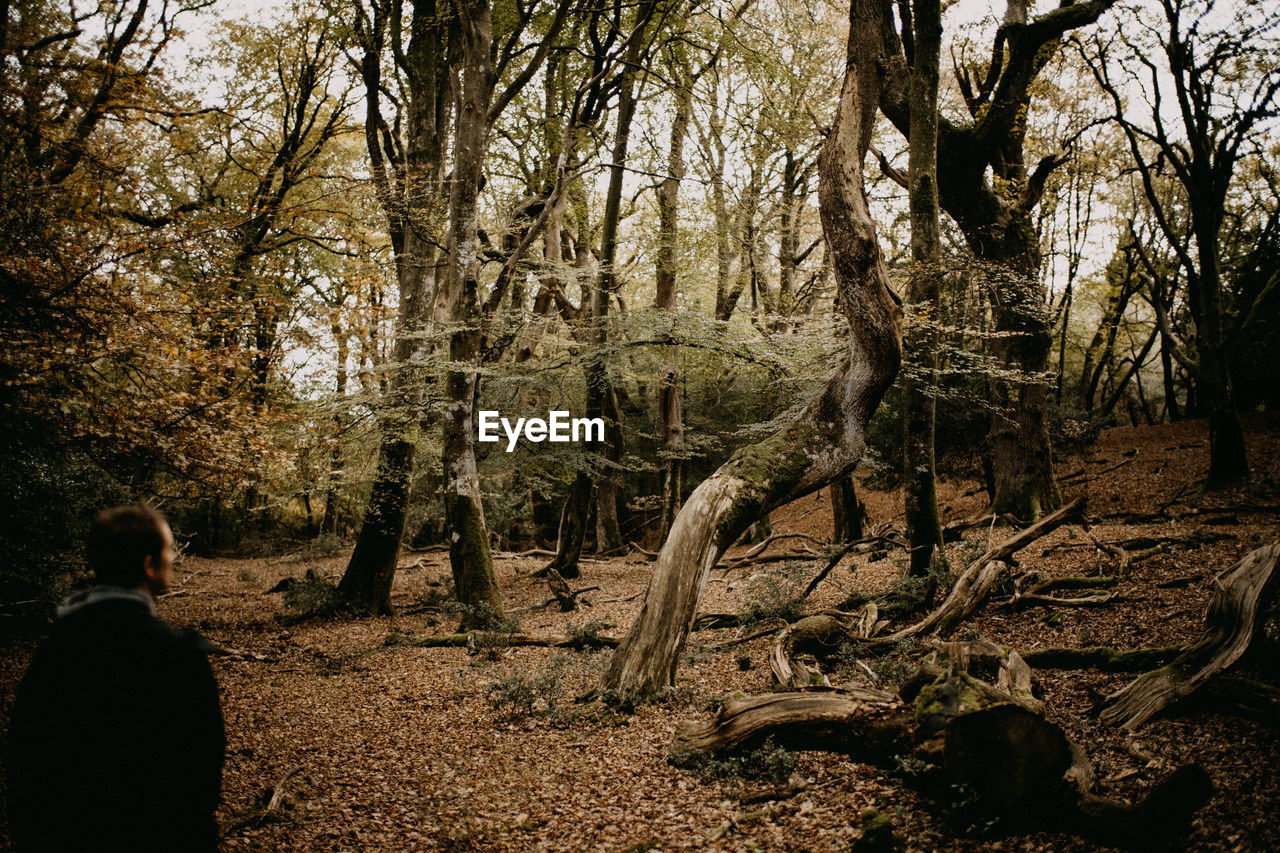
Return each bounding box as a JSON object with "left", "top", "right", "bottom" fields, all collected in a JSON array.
[{"left": 601, "top": 0, "right": 902, "bottom": 703}]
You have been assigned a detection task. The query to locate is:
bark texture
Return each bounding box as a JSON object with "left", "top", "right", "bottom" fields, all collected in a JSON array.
[
  {"left": 601, "top": 0, "right": 903, "bottom": 703},
  {"left": 902, "top": 0, "right": 944, "bottom": 573},
  {"left": 1102, "top": 542, "right": 1280, "bottom": 730},
  {"left": 441, "top": 0, "right": 505, "bottom": 627},
  {"left": 339, "top": 0, "right": 449, "bottom": 614}
]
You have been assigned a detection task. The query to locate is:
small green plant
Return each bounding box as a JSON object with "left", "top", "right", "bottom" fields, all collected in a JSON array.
[
  {"left": 564, "top": 619, "right": 615, "bottom": 650},
  {"left": 236, "top": 568, "right": 259, "bottom": 583},
  {"left": 850, "top": 807, "right": 904, "bottom": 852},
  {"left": 738, "top": 562, "right": 808, "bottom": 626},
  {"left": 293, "top": 533, "right": 346, "bottom": 561},
  {"left": 681, "top": 637, "right": 715, "bottom": 666},
  {"left": 668, "top": 736, "right": 796, "bottom": 783},
  {"left": 486, "top": 656, "right": 570, "bottom": 721},
  {"left": 442, "top": 600, "right": 520, "bottom": 633},
  {"left": 442, "top": 601, "right": 521, "bottom": 659},
  {"left": 281, "top": 570, "right": 347, "bottom": 622},
  {"left": 658, "top": 683, "right": 704, "bottom": 710}
]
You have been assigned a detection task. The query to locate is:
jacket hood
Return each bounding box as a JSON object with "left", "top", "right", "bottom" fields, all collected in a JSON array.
[{"left": 57, "top": 586, "right": 156, "bottom": 620}]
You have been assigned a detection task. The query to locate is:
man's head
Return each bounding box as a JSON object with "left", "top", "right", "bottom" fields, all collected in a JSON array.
[{"left": 86, "top": 504, "right": 175, "bottom": 595}]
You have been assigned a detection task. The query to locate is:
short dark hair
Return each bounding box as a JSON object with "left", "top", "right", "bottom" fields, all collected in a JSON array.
[{"left": 86, "top": 504, "right": 168, "bottom": 587}]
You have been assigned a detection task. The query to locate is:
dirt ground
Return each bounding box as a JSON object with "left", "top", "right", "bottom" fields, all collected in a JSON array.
[{"left": 3, "top": 415, "right": 1279, "bottom": 852}]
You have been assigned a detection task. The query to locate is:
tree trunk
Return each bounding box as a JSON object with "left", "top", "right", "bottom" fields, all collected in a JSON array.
[
  {"left": 830, "top": 474, "right": 864, "bottom": 542},
  {"left": 545, "top": 472, "right": 591, "bottom": 579},
  {"left": 338, "top": 0, "right": 448, "bottom": 613},
  {"left": 337, "top": 434, "right": 415, "bottom": 614},
  {"left": 441, "top": 0, "right": 505, "bottom": 628},
  {"left": 655, "top": 69, "right": 691, "bottom": 544},
  {"left": 902, "top": 0, "right": 944, "bottom": 575},
  {"left": 875, "top": 0, "right": 1106, "bottom": 523},
  {"left": 321, "top": 330, "right": 349, "bottom": 536},
  {"left": 594, "top": 384, "right": 625, "bottom": 553},
  {"left": 550, "top": 16, "right": 653, "bottom": 567},
  {"left": 602, "top": 0, "right": 902, "bottom": 703},
  {"left": 985, "top": 238, "right": 1061, "bottom": 521}
]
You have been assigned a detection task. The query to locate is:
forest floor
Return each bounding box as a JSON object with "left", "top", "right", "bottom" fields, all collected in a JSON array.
[{"left": 3, "top": 415, "right": 1280, "bottom": 852}]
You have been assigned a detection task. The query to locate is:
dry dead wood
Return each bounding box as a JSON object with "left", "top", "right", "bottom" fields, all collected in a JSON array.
[
  {"left": 672, "top": 689, "right": 903, "bottom": 756},
  {"left": 387, "top": 630, "right": 619, "bottom": 650},
  {"left": 225, "top": 766, "right": 305, "bottom": 831},
  {"left": 875, "top": 497, "right": 1086, "bottom": 643},
  {"left": 768, "top": 609, "right": 882, "bottom": 689},
  {"left": 1102, "top": 542, "right": 1280, "bottom": 730},
  {"left": 1009, "top": 591, "right": 1117, "bottom": 609},
  {"left": 673, "top": 663, "right": 1211, "bottom": 850}
]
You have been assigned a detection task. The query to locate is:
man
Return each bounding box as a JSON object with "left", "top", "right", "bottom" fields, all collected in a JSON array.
[{"left": 8, "top": 504, "right": 225, "bottom": 852}]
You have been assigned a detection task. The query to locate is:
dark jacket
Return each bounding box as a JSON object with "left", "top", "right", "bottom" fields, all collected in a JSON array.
[{"left": 7, "top": 588, "right": 225, "bottom": 852}]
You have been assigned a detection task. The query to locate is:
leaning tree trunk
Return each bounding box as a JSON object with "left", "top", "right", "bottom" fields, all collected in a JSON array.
[{"left": 601, "top": 0, "right": 903, "bottom": 703}]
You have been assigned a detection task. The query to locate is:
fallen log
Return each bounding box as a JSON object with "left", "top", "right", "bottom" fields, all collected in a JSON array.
[
  {"left": 1009, "top": 591, "right": 1117, "bottom": 609},
  {"left": 1102, "top": 542, "right": 1280, "bottom": 730},
  {"left": 386, "top": 630, "right": 620, "bottom": 650},
  {"left": 672, "top": 665, "right": 1210, "bottom": 850},
  {"left": 1020, "top": 646, "right": 1181, "bottom": 672}
]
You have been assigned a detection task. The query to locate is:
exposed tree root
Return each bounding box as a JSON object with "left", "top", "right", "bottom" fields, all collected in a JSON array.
[
  {"left": 769, "top": 610, "right": 880, "bottom": 689},
  {"left": 1102, "top": 542, "right": 1280, "bottom": 730}
]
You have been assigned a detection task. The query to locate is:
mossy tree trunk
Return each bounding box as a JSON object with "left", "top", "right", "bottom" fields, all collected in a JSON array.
[
  {"left": 902, "top": 0, "right": 944, "bottom": 574},
  {"left": 338, "top": 0, "right": 449, "bottom": 615},
  {"left": 602, "top": 0, "right": 903, "bottom": 703},
  {"left": 440, "top": 0, "right": 505, "bottom": 628},
  {"left": 878, "top": 0, "right": 1120, "bottom": 521}
]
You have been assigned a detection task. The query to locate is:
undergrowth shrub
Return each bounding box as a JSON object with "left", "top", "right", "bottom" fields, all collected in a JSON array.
[
  {"left": 281, "top": 570, "right": 347, "bottom": 623},
  {"left": 564, "top": 619, "right": 616, "bottom": 650},
  {"left": 738, "top": 562, "right": 808, "bottom": 626},
  {"left": 668, "top": 736, "right": 796, "bottom": 783},
  {"left": 487, "top": 658, "right": 568, "bottom": 721}
]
